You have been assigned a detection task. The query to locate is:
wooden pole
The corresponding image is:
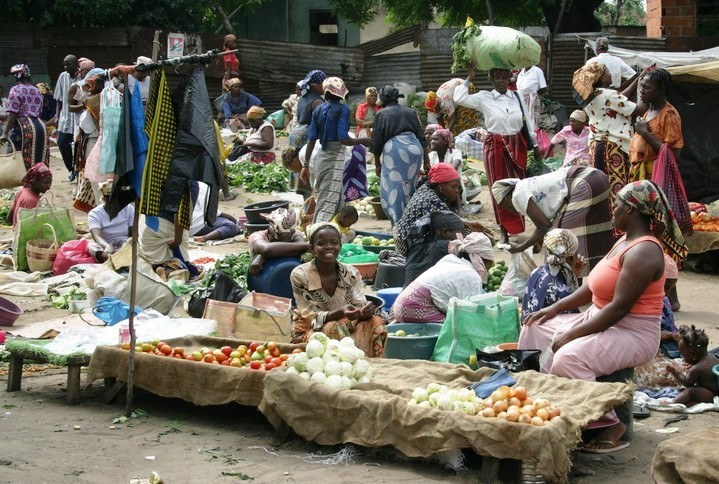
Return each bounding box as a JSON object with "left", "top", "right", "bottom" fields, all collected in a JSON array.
[{"left": 125, "top": 29, "right": 161, "bottom": 417}]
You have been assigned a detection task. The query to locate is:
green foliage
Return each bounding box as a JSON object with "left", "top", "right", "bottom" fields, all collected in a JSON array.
[
  {"left": 226, "top": 161, "right": 290, "bottom": 193},
  {"left": 328, "top": 0, "right": 380, "bottom": 27},
  {"left": 202, "top": 252, "right": 253, "bottom": 291},
  {"left": 594, "top": 0, "right": 646, "bottom": 27},
  {"left": 450, "top": 21, "right": 483, "bottom": 73}
]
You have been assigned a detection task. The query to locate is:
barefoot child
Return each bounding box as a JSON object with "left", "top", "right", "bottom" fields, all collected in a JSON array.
[
  {"left": 332, "top": 205, "right": 359, "bottom": 244},
  {"left": 668, "top": 325, "right": 719, "bottom": 406}
]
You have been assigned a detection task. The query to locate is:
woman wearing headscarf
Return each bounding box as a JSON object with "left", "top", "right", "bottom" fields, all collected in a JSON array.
[
  {"left": 0, "top": 64, "right": 50, "bottom": 169},
  {"left": 8, "top": 163, "right": 52, "bottom": 226},
  {"left": 222, "top": 78, "right": 261, "bottom": 131},
  {"left": 238, "top": 106, "right": 276, "bottom": 164},
  {"left": 355, "top": 87, "right": 381, "bottom": 138},
  {"left": 520, "top": 180, "right": 688, "bottom": 454},
  {"left": 372, "top": 85, "right": 428, "bottom": 226},
  {"left": 428, "top": 128, "right": 467, "bottom": 209},
  {"left": 572, "top": 62, "right": 645, "bottom": 214},
  {"left": 290, "top": 223, "right": 387, "bottom": 357},
  {"left": 247, "top": 207, "right": 309, "bottom": 276},
  {"left": 394, "top": 163, "right": 490, "bottom": 255},
  {"left": 73, "top": 71, "right": 105, "bottom": 213},
  {"left": 521, "top": 229, "right": 586, "bottom": 322},
  {"left": 301, "top": 77, "right": 371, "bottom": 223},
  {"left": 393, "top": 232, "right": 494, "bottom": 324},
  {"left": 454, "top": 67, "right": 540, "bottom": 239},
  {"left": 491, "top": 164, "right": 614, "bottom": 276}
]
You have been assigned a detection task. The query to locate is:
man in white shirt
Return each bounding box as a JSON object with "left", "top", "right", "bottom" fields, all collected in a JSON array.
[
  {"left": 54, "top": 54, "right": 80, "bottom": 181},
  {"left": 586, "top": 37, "right": 636, "bottom": 89},
  {"left": 454, "top": 67, "right": 539, "bottom": 240},
  {"left": 516, "top": 65, "right": 547, "bottom": 128}
]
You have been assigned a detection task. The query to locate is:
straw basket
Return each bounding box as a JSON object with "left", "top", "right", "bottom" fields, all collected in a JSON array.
[{"left": 26, "top": 223, "right": 59, "bottom": 272}]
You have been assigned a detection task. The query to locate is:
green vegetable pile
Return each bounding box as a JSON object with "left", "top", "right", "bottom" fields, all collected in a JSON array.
[
  {"left": 0, "top": 189, "right": 15, "bottom": 225},
  {"left": 483, "top": 260, "right": 508, "bottom": 292},
  {"left": 366, "top": 172, "right": 380, "bottom": 197},
  {"left": 51, "top": 285, "right": 88, "bottom": 310},
  {"left": 201, "top": 252, "right": 253, "bottom": 292},
  {"left": 226, "top": 161, "right": 290, "bottom": 193},
  {"left": 450, "top": 19, "right": 483, "bottom": 73}
]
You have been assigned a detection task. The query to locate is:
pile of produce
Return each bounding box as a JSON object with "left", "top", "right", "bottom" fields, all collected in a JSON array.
[
  {"left": 201, "top": 252, "right": 252, "bottom": 292},
  {"left": 388, "top": 329, "right": 422, "bottom": 337},
  {"left": 226, "top": 161, "right": 289, "bottom": 193},
  {"left": 286, "top": 333, "right": 373, "bottom": 389},
  {"left": 50, "top": 285, "right": 88, "bottom": 310},
  {"left": 348, "top": 196, "right": 375, "bottom": 216},
  {"left": 407, "top": 383, "right": 485, "bottom": 414},
  {"left": 450, "top": 18, "right": 483, "bottom": 73},
  {"left": 351, "top": 235, "right": 395, "bottom": 248},
  {"left": 119, "top": 340, "right": 292, "bottom": 370},
  {"left": 690, "top": 210, "right": 719, "bottom": 232},
  {"left": 367, "top": 172, "right": 380, "bottom": 196},
  {"left": 484, "top": 260, "right": 507, "bottom": 292}
]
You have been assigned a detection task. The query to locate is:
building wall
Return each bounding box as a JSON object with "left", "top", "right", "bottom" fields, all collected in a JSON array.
[{"left": 646, "top": 0, "right": 697, "bottom": 37}]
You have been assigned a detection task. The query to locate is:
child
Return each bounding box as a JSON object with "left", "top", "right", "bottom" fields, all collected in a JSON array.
[
  {"left": 667, "top": 325, "right": 719, "bottom": 406},
  {"left": 659, "top": 254, "right": 680, "bottom": 357},
  {"left": 332, "top": 205, "right": 358, "bottom": 244}
]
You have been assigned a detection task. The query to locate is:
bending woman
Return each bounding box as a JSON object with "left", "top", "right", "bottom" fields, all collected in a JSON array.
[
  {"left": 519, "top": 180, "right": 688, "bottom": 453},
  {"left": 290, "top": 224, "right": 387, "bottom": 357}
]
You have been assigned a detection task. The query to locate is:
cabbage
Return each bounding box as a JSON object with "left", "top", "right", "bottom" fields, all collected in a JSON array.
[
  {"left": 357, "top": 375, "right": 371, "bottom": 384},
  {"left": 306, "top": 357, "right": 325, "bottom": 375},
  {"left": 306, "top": 340, "right": 325, "bottom": 359},
  {"left": 350, "top": 377, "right": 358, "bottom": 387},
  {"left": 340, "top": 361, "right": 355, "bottom": 378},
  {"left": 290, "top": 352, "right": 309, "bottom": 372},
  {"left": 418, "top": 400, "right": 432, "bottom": 408},
  {"left": 353, "top": 348, "right": 366, "bottom": 360},
  {"left": 411, "top": 387, "right": 429, "bottom": 403},
  {"left": 339, "top": 346, "right": 357, "bottom": 364},
  {"left": 322, "top": 349, "right": 340, "bottom": 364},
  {"left": 324, "top": 360, "right": 342, "bottom": 376},
  {"left": 446, "top": 389, "right": 460, "bottom": 402},
  {"left": 408, "top": 399, "right": 418, "bottom": 406},
  {"left": 428, "top": 392, "right": 442, "bottom": 406},
  {"left": 286, "top": 366, "right": 300, "bottom": 375},
  {"left": 353, "top": 359, "right": 370, "bottom": 378},
  {"left": 341, "top": 376, "right": 352, "bottom": 389},
  {"left": 328, "top": 339, "right": 341, "bottom": 350},
  {"left": 325, "top": 374, "right": 343, "bottom": 389},
  {"left": 339, "top": 337, "right": 355, "bottom": 348},
  {"left": 299, "top": 372, "right": 311, "bottom": 380},
  {"left": 310, "top": 372, "right": 327, "bottom": 383},
  {"left": 309, "top": 332, "right": 331, "bottom": 348},
  {"left": 427, "top": 383, "right": 442, "bottom": 394},
  {"left": 439, "top": 385, "right": 449, "bottom": 394},
  {"left": 437, "top": 396, "right": 454, "bottom": 411},
  {"left": 459, "top": 388, "right": 475, "bottom": 402}
]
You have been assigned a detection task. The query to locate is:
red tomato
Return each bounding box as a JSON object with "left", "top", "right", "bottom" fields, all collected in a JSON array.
[
  {"left": 264, "top": 355, "right": 273, "bottom": 364},
  {"left": 270, "top": 347, "right": 281, "bottom": 358},
  {"left": 280, "top": 354, "right": 289, "bottom": 362},
  {"left": 185, "top": 355, "right": 195, "bottom": 361},
  {"left": 249, "top": 360, "right": 261, "bottom": 370},
  {"left": 267, "top": 342, "right": 278, "bottom": 351},
  {"left": 173, "top": 347, "right": 184, "bottom": 356},
  {"left": 220, "top": 359, "right": 231, "bottom": 366},
  {"left": 265, "top": 363, "right": 276, "bottom": 371},
  {"left": 249, "top": 342, "right": 260, "bottom": 352},
  {"left": 215, "top": 353, "right": 229, "bottom": 363},
  {"left": 203, "top": 354, "right": 215, "bottom": 363},
  {"left": 220, "top": 346, "right": 233, "bottom": 357},
  {"left": 159, "top": 345, "right": 173, "bottom": 355},
  {"left": 270, "top": 357, "right": 282, "bottom": 367}
]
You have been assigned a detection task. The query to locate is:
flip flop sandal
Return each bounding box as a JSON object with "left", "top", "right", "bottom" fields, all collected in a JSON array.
[
  {"left": 633, "top": 402, "right": 651, "bottom": 419},
  {"left": 581, "top": 441, "right": 630, "bottom": 454}
]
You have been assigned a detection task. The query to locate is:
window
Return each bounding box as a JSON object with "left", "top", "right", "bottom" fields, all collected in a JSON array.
[{"left": 310, "top": 10, "right": 338, "bottom": 46}]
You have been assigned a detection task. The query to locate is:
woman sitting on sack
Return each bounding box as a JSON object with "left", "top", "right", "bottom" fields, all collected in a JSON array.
[
  {"left": 393, "top": 233, "right": 495, "bottom": 324},
  {"left": 87, "top": 182, "right": 134, "bottom": 262},
  {"left": 248, "top": 207, "right": 308, "bottom": 276},
  {"left": 290, "top": 224, "right": 387, "bottom": 357},
  {"left": 519, "top": 180, "right": 688, "bottom": 453},
  {"left": 8, "top": 163, "right": 53, "bottom": 227},
  {"left": 236, "top": 106, "right": 276, "bottom": 164}
]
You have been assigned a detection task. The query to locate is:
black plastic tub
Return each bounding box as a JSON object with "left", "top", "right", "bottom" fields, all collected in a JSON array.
[{"left": 243, "top": 200, "right": 291, "bottom": 224}]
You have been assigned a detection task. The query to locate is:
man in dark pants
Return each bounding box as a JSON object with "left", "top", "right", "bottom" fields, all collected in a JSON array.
[{"left": 53, "top": 55, "right": 80, "bottom": 181}]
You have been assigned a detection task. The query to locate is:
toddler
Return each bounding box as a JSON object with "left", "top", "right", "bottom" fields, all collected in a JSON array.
[
  {"left": 332, "top": 205, "right": 359, "bottom": 244},
  {"left": 667, "top": 325, "right": 719, "bottom": 406}
]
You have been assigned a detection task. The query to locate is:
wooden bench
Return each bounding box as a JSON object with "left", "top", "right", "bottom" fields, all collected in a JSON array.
[{"left": 6, "top": 348, "right": 91, "bottom": 405}]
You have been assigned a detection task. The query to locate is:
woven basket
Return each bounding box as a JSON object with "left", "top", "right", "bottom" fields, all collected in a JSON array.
[{"left": 26, "top": 223, "right": 59, "bottom": 273}]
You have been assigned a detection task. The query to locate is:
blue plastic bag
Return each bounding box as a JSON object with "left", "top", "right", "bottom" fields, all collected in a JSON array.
[{"left": 92, "top": 297, "right": 142, "bottom": 326}]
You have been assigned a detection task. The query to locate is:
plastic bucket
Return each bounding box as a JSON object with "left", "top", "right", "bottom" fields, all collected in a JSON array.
[
  {"left": 385, "top": 323, "right": 443, "bottom": 360},
  {"left": 372, "top": 262, "right": 406, "bottom": 290},
  {"left": 376, "top": 287, "right": 403, "bottom": 310},
  {"left": 247, "top": 256, "right": 301, "bottom": 302}
]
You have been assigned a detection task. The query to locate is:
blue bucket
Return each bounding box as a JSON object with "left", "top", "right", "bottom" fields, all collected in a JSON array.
[
  {"left": 384, "top": 323, "right": 443, "bottom": 360},
  {"left": 376, "top": 287, "right": 403, "bottom": 310},
  {"left": 247, "top": 256, "right": 301, "bottom": 302}
]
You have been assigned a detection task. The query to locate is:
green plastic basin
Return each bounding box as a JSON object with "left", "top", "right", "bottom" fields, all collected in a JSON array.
[{"left": 385, "top": 323, "right": 443, "bottom": 360}]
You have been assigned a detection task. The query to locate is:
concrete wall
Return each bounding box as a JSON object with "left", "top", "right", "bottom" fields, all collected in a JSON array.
[{"left": 646, "top": 0, "right": 697, "bottom": 37}]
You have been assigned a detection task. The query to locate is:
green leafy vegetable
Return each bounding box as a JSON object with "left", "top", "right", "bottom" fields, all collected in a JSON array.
[
  {"left": 366, "top": 172, "right": 380, "bottom": 197},
  {"left": 451, "top": 20, "right": 483, "bottom": 73},
  {"left": 201, "top": 252, "right": 253, "bottom": 292},
  {"left": 226, "top": 161, "right": 290, "bottom": 193}
]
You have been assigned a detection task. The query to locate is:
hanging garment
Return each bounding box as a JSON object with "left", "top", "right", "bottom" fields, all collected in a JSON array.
[{"left": 99, "top": 82, "right": 122, "bottom": 175}]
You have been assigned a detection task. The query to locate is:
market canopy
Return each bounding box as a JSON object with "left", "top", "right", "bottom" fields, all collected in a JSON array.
[
  {"left": 666, "top": 60, "right": 719, "bottom": 84},
  {"left": 583, "top": 38, "right": 719, "bottom": 69}
]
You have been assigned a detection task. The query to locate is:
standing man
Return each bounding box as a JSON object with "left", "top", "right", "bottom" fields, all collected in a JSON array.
[
  {"left": 586, "top": 36, "right": 636, "bottom": 89},
  {"left": 54, "top": 55, "right": 80, "bottom": 181}
]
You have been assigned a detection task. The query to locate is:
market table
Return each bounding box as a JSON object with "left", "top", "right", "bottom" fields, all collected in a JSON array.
[{"left": 685, "top": 230, "right": 719, "bottom": 254}]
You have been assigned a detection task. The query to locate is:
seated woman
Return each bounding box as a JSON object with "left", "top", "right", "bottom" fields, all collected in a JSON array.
[
  {"left": 9, "top": 163, "right": 52, "bottom": 226},
  {"left": 395, "top": 163, "right": 490, "bottom": 256},
  {"left": 521, "top": 229, "right": 586, "bottom": 322},
  {"left": 491, "top": 165, "right": 614, "bottom": 276},
  {"left": 247, "top": 207, "right": 308, "bottom": 276},
  {"left": 222, "top": 78, "right": 261, "bottom": 131},
  {"left": 393, "top": 232, "right": 494, "bottom": 324},
  {"left": 87, "top": 182, "right": 134, "bottom": 262},
  {"left": 290, "top": 224, "right": 387, "bottom": 357},
  {"left": 237, "top": 106, "right": 276, "bottom": 164},
  {"left": 190, "top": 182, "right": 240, "bottom": 243},
  {"left": 519, "top": 180, "right": 688, "bottom": 453},
  {"left": 404, "top": 210, "right": 465, "bottom": 287}
]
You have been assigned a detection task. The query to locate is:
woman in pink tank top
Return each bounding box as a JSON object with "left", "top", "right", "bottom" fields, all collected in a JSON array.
[{"left": 519, "top": 180, "right": 688, "bottom": 454}]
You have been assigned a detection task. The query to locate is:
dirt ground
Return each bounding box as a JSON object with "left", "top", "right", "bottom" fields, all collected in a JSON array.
[{"left": 1, "top": 145, "right": 718, "bottom": 484}]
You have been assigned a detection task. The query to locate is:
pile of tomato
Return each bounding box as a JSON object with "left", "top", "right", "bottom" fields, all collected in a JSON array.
[
  {"left": 690, "top": 211, "right": 719, "bottom": 232},
  {"left": 119, "top": 340, "right": 300, "bottom": 371}
]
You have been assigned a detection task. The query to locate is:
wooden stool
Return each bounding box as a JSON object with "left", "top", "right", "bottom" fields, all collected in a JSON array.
[
  {"left": 6, "top": 350, "right": 91, "bottom": 405},
  {"left": 597, "top": 367, "right": 635, "bottom": 442}
]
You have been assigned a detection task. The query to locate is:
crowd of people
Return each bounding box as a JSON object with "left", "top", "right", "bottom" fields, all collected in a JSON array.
[{"left": 1, "top": 34, "right": 715, "bottom": 456}]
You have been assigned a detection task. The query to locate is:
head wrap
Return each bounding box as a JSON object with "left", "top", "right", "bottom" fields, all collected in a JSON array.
[
  {"left": 136, "top": 56, "right": 152, "bottom": 66},
  {"left": 263, "top": 208, "right": 298, "bottom": 242},
  {"left": 99, "top": 180, "right": 114, "bottom": 198},
  {"left": 78, "top": 58, "right": 95, "bottom": 71},
  {"left": 78, "top": 68, "right": 105, "bottom": 87},
  {"left": 569, "top": 109, "right": 588, "bottom": 123},
  {"left": 379, "top": 85, "right": 403, "bottom": 105},
  {"left": 299, "top": 70, "right": 327, "bottom": 97},
  {"left": 424, "top": 91, "right": 438, "bottom": 113},
  {"left": 22, "top": 163, "right": 52, "bottom": 187},
  {"left": 664, "top": 253, "right": 679, "bottom": 279},
  {"left": 433, "top": 128, "right": 454, "bottom": 151},
  {"left": 425, "top": 123, "right": 442, "bottom": 135},
  {"left": 281, "top": 147, "right": 299, "bottom": 170},
  {"left": 448, "top": 233, "right": 495, "bottom": 283},
  {"left": 572, "top": 62, "right": 605, "bottom": 107},
  {"left": 36, "top": 83, "right": 52, "bottom": 95},
  {"left": 430, "top": 210, "right": 464, "bottom": 233},
  {"left": 306, "top": 222, "right": 337, "bottom": 244},
  {"left": 224, "top": 34, "right": 237, "bottom": 46},
  {"left": 491, "top": 178, "right": 520, "bottom": 205},
  {"left": 322, "top": 77, "right": 348, "bottom": 99},
  {"left": 595, "top": 36, "right": 610, "bottom": 52},
  {"left": 225, "top": 77, "right": 241, "bottom": 89},
  {"left": 365, "top": 86, "right": 378, "bottom": 99},
  {"left": 10, "top": 64, "right": 30, "bottom": 80},
  {"left": 247, "top": 106, "right": 266, "bottom": 119},
  {"left": 427, "top": 163, "right": 459, "bottom": 184},
  {"left": 543, "top": 229, "right": 580, "bottom": 289},
  {"left": 617, "top": 180, "right": 688, "bottom": 262}
]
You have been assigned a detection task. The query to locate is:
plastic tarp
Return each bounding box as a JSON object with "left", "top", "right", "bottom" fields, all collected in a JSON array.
[{"left": 584, "top": 38, "right": 719, "bottom": 69}]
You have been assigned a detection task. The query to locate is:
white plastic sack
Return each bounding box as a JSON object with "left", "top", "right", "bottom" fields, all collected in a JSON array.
[
  {"left": 466, "top": 26, "right": 541, "bottom": 71},
  {"left": 498, "top": 248, "right": 537, "bottom": 299}
]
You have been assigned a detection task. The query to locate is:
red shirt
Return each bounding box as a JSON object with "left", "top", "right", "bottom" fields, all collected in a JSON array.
[
  {"left": 223, "top": 49, "right": 240, "bottom": 76},
  {"left": 10, "top": 187, "right": 40, "bottom": 226}
]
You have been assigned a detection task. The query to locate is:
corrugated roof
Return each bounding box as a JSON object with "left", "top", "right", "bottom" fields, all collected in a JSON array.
[{"left": 364, "top": 52, "right": 421, "bottom": 89}]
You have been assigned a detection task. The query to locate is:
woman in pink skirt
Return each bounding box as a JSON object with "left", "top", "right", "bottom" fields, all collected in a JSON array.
[{"left": 520, "top": 179, "right": 688, "bottom": 454}]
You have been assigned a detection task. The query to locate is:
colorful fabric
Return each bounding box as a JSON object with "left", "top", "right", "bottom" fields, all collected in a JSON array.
[
  {"left": 447, "top": 232, "right": 494, "bottom": 283},
  {"left": 142, "top": 69, "right": 177, "bottom": 226},
  {"left": 78, "top": 58, "right": 95, "bottom": 71},
  {"left": 436, "top": 78, "right": 465, "bottom": 118},
  {"left": 434, "top": 128, "right": 454, "bottom": 151},
  {"left": 521, "top": 264, "right": 580, "bottom": 322},
  {"left": 652, "top": 145, "right": 693, "bottom": 236},
  {"left": 73, "top": 169, "right": 98, "bottom": 213},
  {"left": 511, "top": 166, "right": 571, "bottom": 219},
  {"left": 36, "top": 83, "right": 51, "bottom": 95},
  {"left": 299, "top": 70, "right": 327, "bottom": 97},
  {"left": 617, "top": 180, "right": 688, "bottom": 262},
  {"left": 629, "top": 103, "right": 684, "bottom": 182},
  {"left": 543, "top": 228, "right": 579, "bottom": 291},
  {"left": 570, "top": 109, "right": 588, "bottom": 123},
  {"left": 393, "top": 284, "right": 446, "bottom": 324},
  {"left": 11, "top": 64, "right": 31, "bottom": 79},
  {"left": 551, "top": 125, "right": 590, "bottom": 167},
  {"left": 585, "top": 88, "right": 636, "bottom": 153},
  {"left": 380, "top": 132, "right": 423, "bottom": 226},
  {"left": 322, "top": 77, "right": 348, "bottom": 99},
  {"left": 263, "top": 207, "right": 298, "bottom": 242},
  {"left": 354, "top": 101, "right": 380, "bottom": 137},
  {"left": 424, "top": 91, "right": 439, "bottom": 113},
  {"left": 664, "top": 253, "right": 678, "bottom": 279},
  {"left": 225, "top": 78, "right": 241, "bottom": 89},
  {"left": 247, "top": 105, "right": 266, "bottom": 119},
  {"left": 223, "top": 48, "right": 240, "bottom": 77},
  {"left": 222, "top": 91, "right": 261, "bottom": 118},
  {"left": 571, "top": 62, "right": 605, "bottom": 107},
  {"left": 10, "top": 116, "right": 49, "bottom": 169},
  {"left": 99, "top": 82, "right": 122, "bottom": 175},
  {"left": 6, "top": 84, "right": 43, "bottom": 118},
  {"left": 428, "top": 162, "right": 460, "bottom": 183},
  {"left": 309, "top": 101, "right": 351, "bottom": 150},
  {"left": 588, "top": 139, "right": 629, "bottom": 218},
  {"left": 484, "top": 133, "right": 527, "bottom": 235},
  {"left": 290, "top": 260, "right": 386, "bottom": 357},
  {"left": 342, "top": 144, "right": 368, "bottom": 202},
  {"left": 22, "top": 163, "right": 51, "bottom": 187},
  {"left": 312, "top": 141, "right": 345, "bottom": 223}
]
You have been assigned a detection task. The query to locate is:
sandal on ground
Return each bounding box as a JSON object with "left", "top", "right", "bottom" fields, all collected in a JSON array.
[
  {"left": 581, "top": 440, "right": 630, "bottom": 454},
  {"left": 633, "top": 402, "right": 651, "bottom": 419},
  {"left": 219, "top": 191, "right": 238, "bottom": 201}
]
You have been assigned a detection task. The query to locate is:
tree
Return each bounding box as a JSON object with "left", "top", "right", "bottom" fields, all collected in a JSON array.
[{"left": 594, "top": 0, "right": 646, "bottom": 26}]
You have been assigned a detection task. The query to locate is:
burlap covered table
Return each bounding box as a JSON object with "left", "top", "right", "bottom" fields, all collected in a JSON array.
[
  {"left": 86, "top": 335, "right": 304, "bottom": 407},
  {"left": 258, "top": 359, "right": 634, "bottom": 483},
  {"left": 652, "top": 427, "right": 719, "bottom": 484},
  {"left": 685, "top": 230, "right": 719, "bottom": 254}
]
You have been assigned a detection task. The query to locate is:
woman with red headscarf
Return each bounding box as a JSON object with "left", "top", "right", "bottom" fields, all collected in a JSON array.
[
  {"left": 9, "top": 163, "right": 52, "bottom": 226},
  {"left": 428, "top": 128, "right": 467, "bottom": 210},
  {"left": 394, "top": 163, "right": 490, "bottom": 255}
]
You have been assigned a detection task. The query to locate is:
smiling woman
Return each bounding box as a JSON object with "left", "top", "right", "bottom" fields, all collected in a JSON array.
[{"left": 289, "top": 224, "right": 387, "bottom": 357}]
